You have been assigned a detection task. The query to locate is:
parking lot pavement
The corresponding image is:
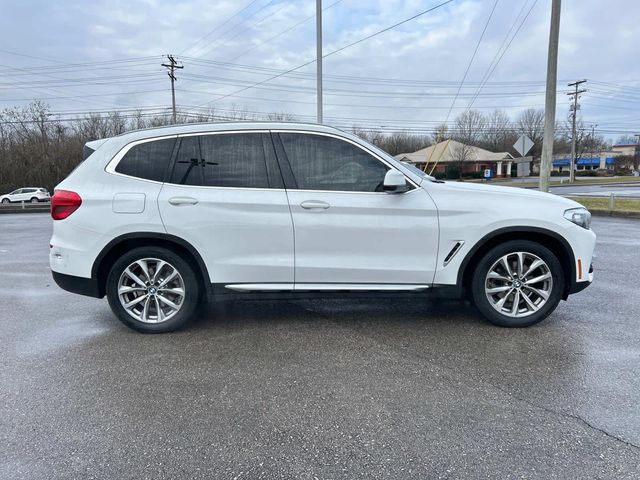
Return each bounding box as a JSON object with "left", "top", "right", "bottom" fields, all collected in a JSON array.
[{"left": 1, "top": 214, "right": 639, "bottom": 479}]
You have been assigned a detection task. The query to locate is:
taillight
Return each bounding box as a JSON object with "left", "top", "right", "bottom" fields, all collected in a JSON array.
[{"left": 51, "top": 190, "right": 82, "bottom": 220}]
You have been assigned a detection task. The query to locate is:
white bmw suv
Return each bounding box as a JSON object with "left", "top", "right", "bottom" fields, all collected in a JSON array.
[{"left": 50, "top": 122, "right": 595, "bottom": 333}]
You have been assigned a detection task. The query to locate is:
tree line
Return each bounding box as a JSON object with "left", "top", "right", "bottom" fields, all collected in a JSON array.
[{"left": 0, "top": 101, "right": 613, "bottom": 194}]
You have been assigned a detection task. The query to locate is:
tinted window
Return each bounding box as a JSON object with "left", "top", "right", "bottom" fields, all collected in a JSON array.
[
  {"left": 199, "top": 133, "right": 270, "bottom": 188},
  {"left": 279, "top": 133, "right": 388, "bottom": 192},
  {"left": 115, "top": 138, "right": 176, "bottom": 182},
  {"left": 170, "top": 136, "right": 202, "bottom": 186},
  {"left": 169, "top": 133, "right": 277, "bottom": 189}
]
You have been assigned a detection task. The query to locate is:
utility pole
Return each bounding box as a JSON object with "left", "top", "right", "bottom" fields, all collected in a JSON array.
[
  {"left": 590, "top": 123, "right": 597, "bottom": 163},
  {"left": 567, "top": 79, "right": 587, "bottom": 182},
  {"left": 539, "top": 0, "right": 561, "bottom": 193},
  {"left": 161, "top": 55, "right": 184, "bottom": 124},
  {"left": 316, "top": 0, "right": 323, "bottom": 124},
  {"left": 635, "top": 133, "right": 640, "bottom": 173}
]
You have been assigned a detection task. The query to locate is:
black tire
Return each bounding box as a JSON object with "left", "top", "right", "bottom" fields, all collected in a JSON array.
[
  {"left": 1, "top": 198, "right": 9, "bottom": 204},
  {"left": 106, "top": 246, "right": 201, "bottom": 333},
  {"left": 471, "top": 240, "right": 564, "bottom": 327},
  {"left": 30, "top": 197, "right": 38, "bottom": 203}
]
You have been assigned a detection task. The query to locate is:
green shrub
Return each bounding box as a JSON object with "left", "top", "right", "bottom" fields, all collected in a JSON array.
[{"left": 445, "top": 165, "right": 460, "bottom": 179}]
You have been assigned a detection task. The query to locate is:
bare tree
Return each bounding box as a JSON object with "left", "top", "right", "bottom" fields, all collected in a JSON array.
[
  {"left": 452, "top": 110, "right": 485, "bottom": 146},
  {"left": 481, "top": 109, "right": 516, "bottom": 152},
  {"left": 449, "top": 142, "right": 474, "bottom": 180}
]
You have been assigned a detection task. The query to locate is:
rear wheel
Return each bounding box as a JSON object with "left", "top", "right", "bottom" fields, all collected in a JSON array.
[
  {"left": 471, "top": 240, "right": 564, "bottom": 327},
  {"left": 106, "top": 247, "right": 200, "bottom": 333}
]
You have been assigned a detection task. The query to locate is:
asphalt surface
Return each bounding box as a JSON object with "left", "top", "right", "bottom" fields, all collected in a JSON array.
[{"left": 1, "top": 214, "right": 639, "bottom": 479}]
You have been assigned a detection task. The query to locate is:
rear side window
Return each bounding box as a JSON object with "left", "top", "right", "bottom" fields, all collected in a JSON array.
[
  {"left": 199, "top": 133, "right": 269, "bottom": 188},
  {"left": 279, "top": 133, "right": 389, "bottom": 192},
  {"left": 169, "top": 133, "right": 279, "bottom": 189},
  {"left": 115, "top": 138, "right": 176, "bottom": 182},
  {"left": 83, "top": 145, "right": 95, "bottom": 161}
]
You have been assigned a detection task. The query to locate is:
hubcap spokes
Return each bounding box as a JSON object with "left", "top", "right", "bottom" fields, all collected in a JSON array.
[
  {"left": 485, "top": 252, "right": 553, "bottom": 318},
  {"left": 118, "top": 258, "right": 185, "bottom": 323}
]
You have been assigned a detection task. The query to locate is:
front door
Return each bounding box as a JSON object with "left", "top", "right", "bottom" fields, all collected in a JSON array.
[
  {"left": 158, "top": 131, "right": 294, "bottom": 287},
  {"left": 275, "top": 131, "right": 439, "bottom": 288}
]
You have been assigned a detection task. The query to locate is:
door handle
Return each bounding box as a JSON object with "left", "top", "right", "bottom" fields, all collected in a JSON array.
[
  {"left": 168, "top": 196, "right": 198, "bottom": 206},
  {"left": 300, "top": 200, "right": 330, "bottom": 210}
]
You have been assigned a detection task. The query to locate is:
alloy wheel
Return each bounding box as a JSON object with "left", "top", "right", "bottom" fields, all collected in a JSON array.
[
  {"left": 485, "top": 251, "right": 553, "bottom": 318},
  {"left": 117, "top": 258, "right": 185, "bottom": 323}
]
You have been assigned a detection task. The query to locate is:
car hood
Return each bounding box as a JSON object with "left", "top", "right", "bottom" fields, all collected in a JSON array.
[{"left": 432, "top": 180, "right": 581, "bottom": 209}]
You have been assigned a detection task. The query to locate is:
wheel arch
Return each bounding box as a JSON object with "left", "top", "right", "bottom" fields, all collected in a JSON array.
[
  {"left": 458, "top": 227, "right": 576, "bottom": 300},
  {"left": 92, "top": 232, "right": 210, "bottom": 298}
]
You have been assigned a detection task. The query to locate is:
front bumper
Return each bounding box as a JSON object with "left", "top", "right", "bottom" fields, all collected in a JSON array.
[{"left": 569, "top": 263, "right": 594, "bottom": 295}]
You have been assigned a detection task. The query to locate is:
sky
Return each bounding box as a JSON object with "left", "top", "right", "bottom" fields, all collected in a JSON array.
[{"left": 0, "top": 0, "right": 638, "bottom": 141}]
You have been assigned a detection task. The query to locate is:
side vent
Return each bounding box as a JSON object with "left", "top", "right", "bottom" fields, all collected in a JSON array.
[{"left": 443, "top": 241, "right": 465, "bottom": 267}]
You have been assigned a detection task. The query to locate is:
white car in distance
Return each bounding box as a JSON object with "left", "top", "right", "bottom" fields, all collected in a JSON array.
[
  {"left": 49, "top": 122, "right": 595, "bottom": 333},
  {"left": 1, "top": 187, "right": 50, "bottom": 204}
]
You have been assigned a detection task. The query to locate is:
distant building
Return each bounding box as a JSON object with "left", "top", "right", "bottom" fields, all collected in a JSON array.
[
  {"left": 395, "top": 140, "right": 515, "bottom": 177},
  {"left": 611, "top": 143, "right": 639, "bottom": 157},
  {"left": 552, "top": 153, "right": 616, "bottom": 173},
  {"left": 548, "top": 143, "right": 638, "bottom": 174}
]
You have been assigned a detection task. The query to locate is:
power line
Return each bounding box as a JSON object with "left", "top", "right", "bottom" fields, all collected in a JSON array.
[
  {"left": 191, "top": 1, "right": 279, "bottom": 60},
  {"left": 179, "top": 0, "right": 262, "bottom": 56},
  {"left": 223, "top": 0, "right": 344, "bottom": 65},
  {"left": 466, "top": 0, "right": 539, "bottom": 111},
  {"left": 192, "top": 0, "right": 456, "bottom": 109},
  {"left": 443, "top": 0, "right": 499, "bottom": 125}
]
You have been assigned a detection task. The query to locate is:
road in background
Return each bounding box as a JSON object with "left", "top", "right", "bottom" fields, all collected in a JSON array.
[
  {"left": 550, "top": 184, "right": 640, "bottom": 197},
  {"left": 1, "top": 214, "right": 639, "bottom": 479}
]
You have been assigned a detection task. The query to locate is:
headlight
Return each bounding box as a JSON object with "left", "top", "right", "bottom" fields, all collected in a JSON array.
[{"left": 564, "top": 207, "right": 591, "bottom": 229}]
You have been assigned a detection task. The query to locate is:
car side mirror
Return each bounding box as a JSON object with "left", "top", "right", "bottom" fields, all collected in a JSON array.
[{"left": 383, "top": 169, "right": 409, "bottom": 193}]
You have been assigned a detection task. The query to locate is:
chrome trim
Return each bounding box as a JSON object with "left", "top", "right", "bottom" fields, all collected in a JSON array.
[{"left": 225, "top": 283, "right": 430, "bottom": 292}]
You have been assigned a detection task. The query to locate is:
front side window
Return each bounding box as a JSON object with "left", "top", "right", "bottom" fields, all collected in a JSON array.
[
  {"left": 279, "top": 133, "right": 389, "bottom": 192},
  {"left": 115, "top": 137, "right": 176, "bottom": 182}
]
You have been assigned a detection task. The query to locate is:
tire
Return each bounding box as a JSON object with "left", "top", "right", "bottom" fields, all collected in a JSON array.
[
  {"left": 30, "top": 197, "right": 38, "bottom": 203},
  {"left": 1, "top": 198, "right": 9, "bottom": 204},
  {"left": 106, "top": 246, "right": 201, "bottom": 333},
  {"left": 470, "top": 240, "right": 564, "bottom": 327}
]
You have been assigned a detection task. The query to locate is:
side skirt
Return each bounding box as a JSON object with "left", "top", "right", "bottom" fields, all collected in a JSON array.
[{"left": 207, "top": 283, "right": 462, "bottom": 302}]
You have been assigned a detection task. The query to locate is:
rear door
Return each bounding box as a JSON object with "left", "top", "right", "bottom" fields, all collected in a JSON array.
[
  {"left": 157, "top": 131, "right": 294, "bottom": 287},
  {"left": 274, "top": 131, "right": 439, "bottom": 288}
]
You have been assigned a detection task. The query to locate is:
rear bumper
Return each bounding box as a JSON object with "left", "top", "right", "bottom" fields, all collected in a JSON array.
[{"left": 52, "top": 271, "right": 103, "bottom": 298}]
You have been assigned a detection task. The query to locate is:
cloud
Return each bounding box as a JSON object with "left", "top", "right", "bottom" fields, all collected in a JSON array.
[{"left": 0, "top": 0, "right": 638, "bottom": 139}]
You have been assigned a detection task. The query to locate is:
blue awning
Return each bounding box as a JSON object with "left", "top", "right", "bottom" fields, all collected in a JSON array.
[{"left": 552, "top": 157, "right": 615, "bottom": 167}]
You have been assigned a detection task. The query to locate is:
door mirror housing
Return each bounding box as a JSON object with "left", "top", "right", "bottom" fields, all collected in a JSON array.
[{"left": 382, "top": 170, "right": 409, "bottom": 193}]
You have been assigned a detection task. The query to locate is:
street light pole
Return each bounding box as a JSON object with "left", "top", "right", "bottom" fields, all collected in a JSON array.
[
  {"left": 316, "top": 0, "right": 323, "bottom": 124},
  {"left": 539, "top": 0, "right": 561, "bottom": 192}
]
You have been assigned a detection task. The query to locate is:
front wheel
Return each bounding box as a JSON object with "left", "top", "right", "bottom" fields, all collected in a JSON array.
[
  {"left": 1, "top": 198, "right": 9, "bottom": 204},
  {"left": 471, "top": 240, "right": 564, "bottom": 327},
  {"left": 106, "top": 247, "right": 200, "bottom": 333}
]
